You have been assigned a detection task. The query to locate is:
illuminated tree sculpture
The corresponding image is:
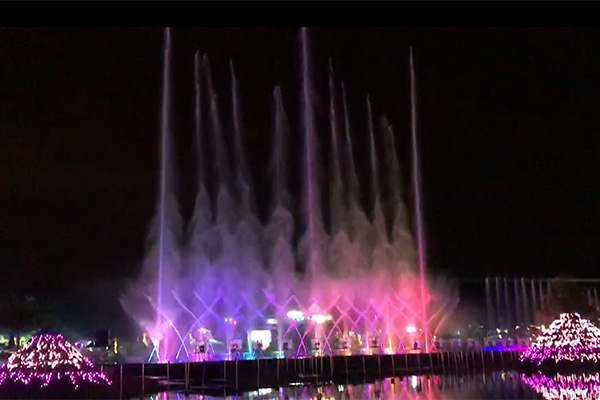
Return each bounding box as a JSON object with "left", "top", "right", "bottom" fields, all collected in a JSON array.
[
  {"left": 0, "top": 333, "right": 112, "bottom": 395},
  {"left": 520, "top": 313, "right": 600, "bottom": 366}
]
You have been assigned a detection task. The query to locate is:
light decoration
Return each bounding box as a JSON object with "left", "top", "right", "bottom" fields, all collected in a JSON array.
[
  {"left": 0, "top": 333, "right": 112, "bottom": 389},
  {"left": 521, "top": 372, "right": 600, "bottom": 400},
  {"left": 520, "top": 313, "right": 600, "bottom": 366}
]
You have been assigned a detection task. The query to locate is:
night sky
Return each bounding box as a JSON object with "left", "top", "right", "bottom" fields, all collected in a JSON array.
[{"left": 2, "top": 27, "right": 600, "bottom": 332}]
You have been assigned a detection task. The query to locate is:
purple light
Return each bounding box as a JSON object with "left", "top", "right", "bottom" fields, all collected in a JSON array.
[
  {"left": 522, "top": 372, "right": 600, "bottom": 400},
  {"left": 520, "top": 313, "right": 600, "bottom": 365},
  {"left": 0, "top": 333, "right": 112, "bottom": 389}
]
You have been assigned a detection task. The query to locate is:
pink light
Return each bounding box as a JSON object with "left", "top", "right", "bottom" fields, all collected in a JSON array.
[
  {"left": 520, "top": 313, "right": 600, "bottom": 365},
  {"left": 0, "top": 333, "right": 112, "bottom": 390}
]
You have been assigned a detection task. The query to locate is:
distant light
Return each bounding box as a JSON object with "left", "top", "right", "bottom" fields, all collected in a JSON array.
[
  {"left": 266, "top": 318, "right": 278, "bottom": 325},
  {"left": 249, "top": 330, "right": 272, "bottom": 349},
  {"left": 406, "top": 326, "right": 417, "bottom": 334},
  {"left": 310, "top": 314, "right": 332, "bottom": 324},
  {"left": 287, "top": 310, "right": 305, "bottom": 322}
]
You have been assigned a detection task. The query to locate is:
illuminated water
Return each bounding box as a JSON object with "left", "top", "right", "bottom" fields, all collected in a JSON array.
[
  {"left": 121, "top": 27, "right": 459, "bottom": 362},
  {"left": 140, "top": 371, "right": 566, "bottom": 400}
]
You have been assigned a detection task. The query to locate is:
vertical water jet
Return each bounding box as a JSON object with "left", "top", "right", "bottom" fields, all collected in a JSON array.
[
  {"left": 156, "top": 26, "right": 173, "bottom": 361},
  {"left": 230, "top": 61, "right": 255, "bottom": 216},
  {"left": 410, "top": 47, "right": 429, "bottom": 351},
  {"left": 342, "top": 82, "right": 359, "bottom": 208},
  {"left": 328, "top": 60, "right": 344, "bottom": 235},
  {"left": 299, "top": 27, "right": 324, "bottom": 285}
]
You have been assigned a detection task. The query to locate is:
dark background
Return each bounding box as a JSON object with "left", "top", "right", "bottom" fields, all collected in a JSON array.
[{"left": 1, "top": 27, "right": 599, "bottom": 335}]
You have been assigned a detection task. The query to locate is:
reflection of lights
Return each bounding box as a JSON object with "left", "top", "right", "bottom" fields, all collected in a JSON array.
[
  {"left": 411, "top": 375, "right": 418, "bottom": 389},
  {"left": 266, "top": 318, "right": 277, "bottom": 325},
  {"left": 286, "top": 310, "right": 305, "bottom": 322},
  {"left": 406, "top": 326, "right": 417, "bottom": 334},
  {"left": 522, "top": 372, "right": 600, "bottom": 400}
]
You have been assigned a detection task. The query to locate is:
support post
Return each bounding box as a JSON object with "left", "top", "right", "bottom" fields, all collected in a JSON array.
[
  {"left": 141, "top": 363, "right": 145, "bottom": 394},
  {"left": 119, "top": 364, "right": 123, "bottom": 400}
]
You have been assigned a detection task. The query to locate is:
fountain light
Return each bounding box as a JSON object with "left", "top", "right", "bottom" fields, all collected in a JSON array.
[
  {"left": 406, "top": 325, "right": 417, "bottom": 334},
  {"left": 310, "top": 314, "right": 332, "bottom": 324},
  {"left": 287, "top": 310, "right": 305, "bottom": 322}
]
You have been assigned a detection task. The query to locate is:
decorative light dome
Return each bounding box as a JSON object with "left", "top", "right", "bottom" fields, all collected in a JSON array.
[
  {"left": 520, "top": 313, "right": 600, "bottom": 365},
  {"left": 0, "top": 333, "right": 112, "bottom": 389}
]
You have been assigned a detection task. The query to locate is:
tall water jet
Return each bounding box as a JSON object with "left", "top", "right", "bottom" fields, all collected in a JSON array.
[
  {"left": 230, "top": 61, "right": 256, "bottom": 217},
  {"left": 203, "top": 56, "right": 230, "bottom": 191},
  {"left": 367, "top": 96, "right": 386, "bottom": 239},
  {"left": 299, "top": 27, "right": 326, "bottom": 293},
  {"left": 203, "top": 56, "right": 235, "bottom": 229},
  {"left": 410, "top": 47, "right": 429, "bottom": 351},
  {"left": 341, "top": 83, "right": 359, "bottom": 212},
  {"left": 504, "top": 277, "right": 512, "bottom": 331},
  {"left": 486, "top": 278, "right": 494, "bottom": 330},
  {"left": 328, "top": 60, "right": 344, "bottom": 235},
  {"left": 270, "top": 87, "right": 290, "bottom": 210},
  {"left": 341, "top": 82, "right": 371, "bottom": 277},
  {"left": 495, "top": 277, "right": 502, "bottom": 328},
  {"left": 119, "top": 26, "right": 183, "bottom": 362},
  {"left": 266, "top": 87, "right": 296, "bottom": 336},
  {"left": 381, "top": 116, "right": 414, "bottom": 263},
  {"left": 531, "top": 279, "right": 539, "bottom": 325},
  {"left": 156, "top": 27, "right": 172, "bottom": 360},
  {"left": 189, "top": 50, "right": 212, "bottom": 248}
]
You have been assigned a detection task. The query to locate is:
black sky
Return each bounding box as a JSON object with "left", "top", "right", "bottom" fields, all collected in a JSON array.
[{"left": 2, "top": 27, "right": 600, "bottom": 331}]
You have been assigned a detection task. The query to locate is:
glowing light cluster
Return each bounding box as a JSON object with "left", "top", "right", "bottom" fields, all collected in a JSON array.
[
  {"left": 521, "top": 372, "right": 600, "bottom": 400},
  {"left": 309, "top": 314, "right": 332, "bottom": 324},
  {"left": 520, "top": 313, "right": 600, "bottom": 365},
  {"left": 0, "top": 333, "right": 112, "bottom": 389}
]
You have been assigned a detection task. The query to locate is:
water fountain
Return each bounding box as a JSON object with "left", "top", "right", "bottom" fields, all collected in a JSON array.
[{"left": 120, "top": 27, "right": 458, "bottom": 362}]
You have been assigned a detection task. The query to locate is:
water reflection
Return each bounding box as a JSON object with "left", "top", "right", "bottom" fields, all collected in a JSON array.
[
  {"left": 521, "top": 372, "right": 600, "bottom": 400},
  {"left": 144, "top": 371, "right": 545, "bottom": 399}
]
